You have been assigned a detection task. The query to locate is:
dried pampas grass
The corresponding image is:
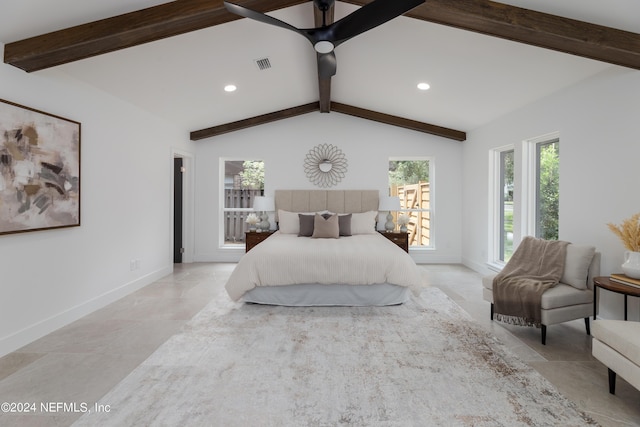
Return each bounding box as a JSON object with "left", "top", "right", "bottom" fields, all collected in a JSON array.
[{"left": 608, "top": 212, "right": 640, "bottom": 252}]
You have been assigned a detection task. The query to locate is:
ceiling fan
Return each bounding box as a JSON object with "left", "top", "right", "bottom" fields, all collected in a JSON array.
[{"left": 224, "top": 0, "right": 425, "bottom": 78}]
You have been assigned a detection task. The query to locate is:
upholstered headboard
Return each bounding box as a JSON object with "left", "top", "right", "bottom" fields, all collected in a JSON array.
[{"left": 274, "top": 190, "right": 379, "bottom": 220}]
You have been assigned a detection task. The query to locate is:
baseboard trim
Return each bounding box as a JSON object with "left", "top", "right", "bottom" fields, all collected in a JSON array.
[{"left": 0, "top": 265, "right": 172, "bottom": 358}]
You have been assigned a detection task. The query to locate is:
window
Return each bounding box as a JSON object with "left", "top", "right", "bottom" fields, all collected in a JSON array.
[
  {"left": 388, "top": 159, "right": 432, "bottom": 248},
  {"left": 222, "top": 160, "right": 264, "bottom": 245},
  {"left": 489, "top": 134, "right": 559, "bottom": 265},
  {"left": 491, "top": 147, "right": 515, "bottom": 263},
  {"left": 535, "top": 139, "right": 559, "bottom": 240},
  {"left": 523, "top": 133, "right": 559, "bottom": 241}
]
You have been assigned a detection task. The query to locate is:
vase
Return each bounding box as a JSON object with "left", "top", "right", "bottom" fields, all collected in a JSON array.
[
  {"left": 400, "top": 225, "right": 407, "bottom": 233},
  {"left": 622, "top": 251, "right": 640, "bottom": 279}
]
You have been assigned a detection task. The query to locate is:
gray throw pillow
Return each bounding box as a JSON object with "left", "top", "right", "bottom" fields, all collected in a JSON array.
[
  {"left": 338, "top": 214, "right": 352, "bottom": 236},
  {"left": 298, "top": 214, "right": 315, "bottom": 237},
  {"left": 312, "top": 213, "right": 339, "bottom": 239}
]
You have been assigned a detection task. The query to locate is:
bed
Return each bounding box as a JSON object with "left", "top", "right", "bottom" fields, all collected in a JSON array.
[{"left": 224, "top": 190, "right": 422, "bottom": 306}]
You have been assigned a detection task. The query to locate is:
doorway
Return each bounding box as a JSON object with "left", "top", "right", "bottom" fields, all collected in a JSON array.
[{"left": 173, "top": 157, "right": 183, "bottom": 263}]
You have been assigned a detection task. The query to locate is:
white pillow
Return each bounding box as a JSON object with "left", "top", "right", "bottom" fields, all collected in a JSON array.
[
  {"left": 278, "top": 210, "right": 315, "bottom": 234},
  {"left": 561, "top": 244, "right": 596, "bottom": 289},
  {"left": 277, "top": 210, "right": 300, "bottom": 234},
  {"left": 350, "top": 211, "right": 378, "bottom": 235}
]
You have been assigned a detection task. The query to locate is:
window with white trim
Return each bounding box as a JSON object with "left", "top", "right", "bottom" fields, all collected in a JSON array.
[
  {"left": 388, "top": 158, "right": 432, "bottom": 248},
  {"left": 221, "top": 159, "right": 264, "bottom": 246},
  {"left": 524, "top": 133, "right": 559, "bottom": 240},
  {"left": 490, "top": 146, "right": 515, "bottom": 264}
]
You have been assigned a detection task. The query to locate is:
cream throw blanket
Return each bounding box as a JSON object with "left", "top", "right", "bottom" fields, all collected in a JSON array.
[{"left": 493, "top": 236, "right": 569, "bottom": 327}]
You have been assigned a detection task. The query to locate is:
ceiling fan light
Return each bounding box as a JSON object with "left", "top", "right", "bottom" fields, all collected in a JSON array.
[
  {"left": 224, "top": 84, "right": 237, "bottom": 92},
  {"left": 314, "top": 41, "right": 334, "bottom": 54},
  {"left": 417, "top": 82, "right": 430, "bottom": 91}
]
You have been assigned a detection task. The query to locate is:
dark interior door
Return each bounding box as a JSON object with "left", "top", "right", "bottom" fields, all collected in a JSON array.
[{"left": 173, "top": 157, "right": 183, "bottom": 263}]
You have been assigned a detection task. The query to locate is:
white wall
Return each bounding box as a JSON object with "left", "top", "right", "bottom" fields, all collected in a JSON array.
[
  {"left": 193, "top": 112, "right": 463, "bottom": 264},
  {"left": 0, "top": 46, "right": 193, "bottom": 356},
  {"left": 461, "top": 67, "right": 640, "bottom": 320}
]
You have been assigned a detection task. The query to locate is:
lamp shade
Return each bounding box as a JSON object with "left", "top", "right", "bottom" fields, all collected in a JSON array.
[
  {"left": 378, "top": 196, "right": 401, "bottom": 211},
  {"left": 253, "top": 196, "right": 275, "bottom": 212}
]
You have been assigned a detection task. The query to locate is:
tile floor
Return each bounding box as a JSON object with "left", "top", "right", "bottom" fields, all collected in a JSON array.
[{"left": 0, "top": 263, "right": 638, "bottom": 426}]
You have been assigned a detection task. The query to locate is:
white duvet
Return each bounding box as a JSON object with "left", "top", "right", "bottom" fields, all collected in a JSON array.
[{"left": 225, "top": 231, "right": 422, "bottom": 301}]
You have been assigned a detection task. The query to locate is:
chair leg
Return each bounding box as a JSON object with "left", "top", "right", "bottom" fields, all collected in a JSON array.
[
  {"left": 608, "top": 368, "right": 617, "bottom": 394},
  {"left": 541, "top": 324, "right": 547, "bottom": 345},
  {"left": 490, "top": 303, "right": 494, "bottom": 320},
  {"left": 584, "top": 317, "right": 591, "bottom": 335}
]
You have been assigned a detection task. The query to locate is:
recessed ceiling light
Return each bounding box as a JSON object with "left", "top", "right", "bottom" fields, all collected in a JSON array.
[
  {"left": 224, "top": 84, "right": 237, "bottom": 92},
  {"left": 417, "top": 82, "right": 430, "bottom": 91}
]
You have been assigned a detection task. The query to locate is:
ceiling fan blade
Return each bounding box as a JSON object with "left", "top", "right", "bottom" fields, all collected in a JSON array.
[
  {"left": 317, "top": 51, "right": 337, "bottom": 78},
  {"left": 224, "top": 1, "right": 305, "bottom": 37},
  {"left": 329, "top": 0, "right": 424, "bottom": 47}
]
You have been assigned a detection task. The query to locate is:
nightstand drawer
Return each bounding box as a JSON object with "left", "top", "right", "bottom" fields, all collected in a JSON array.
[
  {"left": 378, "top": 231, "right": 409, "bottom": 253},
  {"left": 245, "top": 231, "right": 275, "bottom": 252}
]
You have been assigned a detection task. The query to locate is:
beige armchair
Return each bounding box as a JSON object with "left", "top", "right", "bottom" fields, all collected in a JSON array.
[{"left": 482, "top": 245, "right": 600, "bottom": 345}]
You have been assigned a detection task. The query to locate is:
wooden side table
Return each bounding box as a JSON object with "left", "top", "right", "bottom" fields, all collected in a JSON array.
[
  {"left": 593, "top": 276, "right": 640, "bottom": 320},
  {"left": 245, "top": 231, "right": 274, "bottom": 252},
  {"left": 379, "top": 231, "right": 409, "bottom": 253}
]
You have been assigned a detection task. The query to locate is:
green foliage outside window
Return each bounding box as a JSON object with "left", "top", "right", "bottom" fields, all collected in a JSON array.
[
  {"left": 389, "top": 160, "right": 429, "bottom": 186},
  {"left": 501, "top": 150, "right": 515, "bottom": 261},
  {"left": 537, "top": 142, "right": 559, "bottom": 240},
  {"left": 239, "top": 161, "right": 264, "bottom": 190}
]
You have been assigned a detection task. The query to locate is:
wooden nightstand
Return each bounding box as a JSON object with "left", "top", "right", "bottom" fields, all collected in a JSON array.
[
  {"left": 245, "top": 231, "right": 275, "bottom": 252},
  {"left": 379, "top": 231, "right": 409, "bottom": 253}
]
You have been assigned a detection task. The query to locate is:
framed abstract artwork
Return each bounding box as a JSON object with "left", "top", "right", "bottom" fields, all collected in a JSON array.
[{"left": 0, "top": 98, "right": 80, "bottom": 235}]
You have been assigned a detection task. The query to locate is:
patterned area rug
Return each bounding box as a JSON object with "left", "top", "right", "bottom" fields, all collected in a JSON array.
[{"left": 73, "top": 287, "right": 597, "bottom": 426}]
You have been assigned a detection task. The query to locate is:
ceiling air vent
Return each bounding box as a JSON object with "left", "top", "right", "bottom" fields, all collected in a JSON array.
[{"left": 254, "top": 57, "right": 271, "bottom": 70}]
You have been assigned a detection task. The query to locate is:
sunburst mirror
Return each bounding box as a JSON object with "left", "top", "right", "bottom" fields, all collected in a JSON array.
[{"left": 304, "top": 143, "right": 348, "bottom": 188}]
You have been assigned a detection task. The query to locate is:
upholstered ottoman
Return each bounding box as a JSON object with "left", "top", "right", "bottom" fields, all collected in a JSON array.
[{"left": 592, "top": 319, "right": 640, "bottom": 394}]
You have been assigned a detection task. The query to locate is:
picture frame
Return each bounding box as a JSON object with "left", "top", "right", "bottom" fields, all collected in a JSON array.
[{"left": 0, "top": 98, "right": 81, "bottom": 235}]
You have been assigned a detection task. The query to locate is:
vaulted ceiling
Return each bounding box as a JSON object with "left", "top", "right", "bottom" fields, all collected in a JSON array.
[{"left": 2, "top": 1, "right": 640, "bottom": 141}]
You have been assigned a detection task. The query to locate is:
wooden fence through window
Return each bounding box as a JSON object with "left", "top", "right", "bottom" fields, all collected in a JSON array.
[
  {"left": 224, "top": 189, "right": 263, "bottom": 243},
  {"left": 391, "top": 182, "right": 430, "bottom": 246}
]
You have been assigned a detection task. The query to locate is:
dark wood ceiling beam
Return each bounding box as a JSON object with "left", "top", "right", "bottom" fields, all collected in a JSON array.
[
  {"left": 191, "top": 101, "right": 466, "bottom": 141},
  {"left": 314, "top": 2, "right": 334, "bottom": 113},
  {"left": 190, "top": 102, "right": 319, "bottom": 140},
  {"left": 345, "top": 0, "right": 640, "bottom": 70},
  {"left": 4, "top": 0, "right": 307, "bottom": 72},
  {"left": 6, "top": 0, "right": 640, "bottom": 72},
  {"left": 331, "top": 102, "right": 466, "bottom": 141}
]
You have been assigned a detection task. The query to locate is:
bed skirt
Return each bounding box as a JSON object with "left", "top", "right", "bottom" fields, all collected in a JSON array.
[{"left": 242, "top": 283, "right": 410, "bottom": 306}]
